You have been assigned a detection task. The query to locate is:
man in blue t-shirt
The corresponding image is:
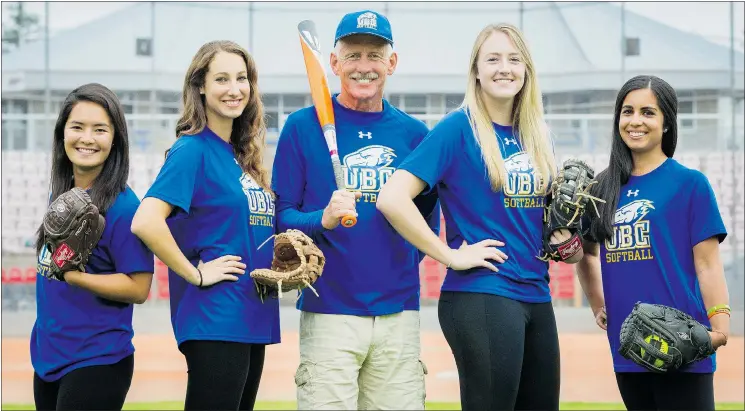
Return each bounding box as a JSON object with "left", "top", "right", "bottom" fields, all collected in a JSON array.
[{"left": 272, "top": 10, "right": 440, "bottom": 410}]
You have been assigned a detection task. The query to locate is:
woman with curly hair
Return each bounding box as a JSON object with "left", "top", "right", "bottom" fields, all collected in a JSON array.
[{"left": 131, "top": 40, "right": 278, "bottom": 410}]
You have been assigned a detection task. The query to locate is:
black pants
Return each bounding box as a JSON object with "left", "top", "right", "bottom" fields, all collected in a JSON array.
[
  {"left": 33, "top": 354, "right": 134, "bottom": 411},
  {"left": 616, "top": 372, "right": 715, "bottom": 411},
  {"left": 438, "top": 291, "right": 560, "bottom": 411},
  {"left": 180, "top": 340, "right": 266, "bottom": 411}
]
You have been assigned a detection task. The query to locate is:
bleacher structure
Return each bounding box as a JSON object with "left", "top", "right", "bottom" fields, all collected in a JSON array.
[{"left": 2, "top": 149, "right": 743, "bottom": 309}]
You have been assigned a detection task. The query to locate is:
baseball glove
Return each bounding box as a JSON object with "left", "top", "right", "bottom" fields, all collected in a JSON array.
[
  {"left": 538, "top": 159, "right": 604, "bottom": 262},
  {"left": 42, "top": 187, "right": 106, "bottom": 281},
  {"left": 619, "top": 302, "right": 715, "bottom": 373},
  {"left": 249, "top": 229, "right": 325, "bottom": 301}
]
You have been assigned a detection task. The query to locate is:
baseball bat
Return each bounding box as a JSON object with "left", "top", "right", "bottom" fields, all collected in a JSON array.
[{"left": 298, "top": 19, "right": 357, "bottom": 228}]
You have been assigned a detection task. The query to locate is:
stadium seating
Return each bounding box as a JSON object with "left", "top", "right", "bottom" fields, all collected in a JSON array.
[
  {"left": 2, "top": 149, "right": 743, "bottom": 254},
  {"left": 2, "top": 150, "right": 743, "bottom": 307}
]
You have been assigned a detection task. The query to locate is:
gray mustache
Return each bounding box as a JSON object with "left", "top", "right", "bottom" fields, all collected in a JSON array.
[{"left": 350, "top": 73, "right": 379, "bottom": 80}]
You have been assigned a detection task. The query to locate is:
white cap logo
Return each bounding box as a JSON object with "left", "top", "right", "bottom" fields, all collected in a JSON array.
[{"left": 357, "top": 12, "right": 377, "bottom": 30}]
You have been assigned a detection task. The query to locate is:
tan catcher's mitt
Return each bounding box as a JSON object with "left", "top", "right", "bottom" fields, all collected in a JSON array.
[{"left": 250, "top": 229, "right": 325, "bottom": 301}]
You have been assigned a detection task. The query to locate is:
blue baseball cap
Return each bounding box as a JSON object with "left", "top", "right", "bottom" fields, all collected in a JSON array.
[{"left": 334, "top": 10, "right": 393, "bottom": 46}]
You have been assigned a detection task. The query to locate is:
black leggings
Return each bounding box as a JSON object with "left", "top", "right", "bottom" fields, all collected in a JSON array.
[
  {"left": 180, "top": 340, "right": 266, "bottom": 411},
  {"left": 616, "top": 372, "right": 715, "bottom": 411},
  {"left": 33, "top": 354, "right": 134, "bottom": 411},
  {"left": 438, "top": 291, "right": 560, "bottom": 411}
]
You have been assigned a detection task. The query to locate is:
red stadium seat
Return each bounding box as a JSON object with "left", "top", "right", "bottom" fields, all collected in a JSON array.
[{"left": 154, "top": 258, "right": 170, "bottom": 300}]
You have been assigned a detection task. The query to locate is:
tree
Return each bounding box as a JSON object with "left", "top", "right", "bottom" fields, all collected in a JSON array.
[{"left": 2, "top": 2, "right": 42, "bottom": 54}]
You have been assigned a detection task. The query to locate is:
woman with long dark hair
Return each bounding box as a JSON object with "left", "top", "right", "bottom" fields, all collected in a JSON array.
[
  {"left": 31, "top": 83, "right": 155, "bottom": 410},
  {"left": 576, "top": 75, "right": 731, "bottom": 411},
  {"left": 131, "top": 40, "right": 278, "bottom": 411}
]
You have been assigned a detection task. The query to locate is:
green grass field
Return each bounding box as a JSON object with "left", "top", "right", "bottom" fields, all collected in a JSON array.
[{"left": 2, "top": 402, "right": 744, "bottom": 410}]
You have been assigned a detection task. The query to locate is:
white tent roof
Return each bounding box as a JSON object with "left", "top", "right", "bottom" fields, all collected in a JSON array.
[{"left": 3, "top": 1, "right": 743, "bottom": 94}]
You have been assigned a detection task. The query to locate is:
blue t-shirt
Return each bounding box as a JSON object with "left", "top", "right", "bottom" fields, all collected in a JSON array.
[
  {"left": 594, "top": 158, "right": 727, "bottom": 373},
  {"left": 398, "top": 109, "right": 553, "bottom": 303},
  {"left": 31, "top": 187, "right": 154, "bottom": 382},
  {"left": 272, "top": 95, "right": 440, "bottom": 316},
  {"left": 145, "top": 127, "right": 280, "bottom": 346}
]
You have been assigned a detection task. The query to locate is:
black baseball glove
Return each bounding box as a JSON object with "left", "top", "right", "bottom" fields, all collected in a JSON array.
[
  {"left": 619, "top": 302, "right": 716, "bottom": 373},
  {"left": 538, "top": 159, "right": 604, "bottom": 262}
]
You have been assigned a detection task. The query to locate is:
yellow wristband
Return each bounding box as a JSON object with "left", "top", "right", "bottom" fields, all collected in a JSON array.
[{"left": 707, "top": 304, "right": 731, "bottom": 317}]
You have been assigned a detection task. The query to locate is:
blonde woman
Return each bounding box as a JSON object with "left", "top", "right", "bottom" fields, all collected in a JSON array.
[
  {"left": 377, "top": 24, "right": 577, "bottom": 410},
  {"left": 131, "top": 41, "right": 278, "bottom": 410}
]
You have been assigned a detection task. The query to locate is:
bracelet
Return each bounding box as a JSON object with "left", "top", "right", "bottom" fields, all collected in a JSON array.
[
  {"left": 707, "top": 304, "right": 731, "bottom": 318},
  {"left": 709, "top": 309, "right": 731, "bottom": 320},
  {"left": 196, "top": 267, "right": 203, "bottom": 288}
]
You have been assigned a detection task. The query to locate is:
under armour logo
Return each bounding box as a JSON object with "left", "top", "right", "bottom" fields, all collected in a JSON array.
[
  {"left": 358, "top": 131, "right": 372, "bottom": 139},
  {"left": 627, "top": 190, "right": 639, "bottom": 197},
  {"left": 504, "top": 138, "right": 517, "bottom": 146}
]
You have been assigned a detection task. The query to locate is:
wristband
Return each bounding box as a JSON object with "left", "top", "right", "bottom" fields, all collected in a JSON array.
[
  {"left": 197, "top": 267, "right": 203, "bottom": 288},
  {"left": 709, "top": 309, "right": 731, "bottom": 320},
  {"left": 707, "top": 304, "right": 731, "bottom": 318}
]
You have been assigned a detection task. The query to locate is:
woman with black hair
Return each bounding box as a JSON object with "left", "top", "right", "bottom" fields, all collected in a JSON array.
[
  {"left": 31, "top": 83, "right": 155, "bottom": 411},
  {"left": 576, "top": 75, "right": 731, "bottom": 411}
]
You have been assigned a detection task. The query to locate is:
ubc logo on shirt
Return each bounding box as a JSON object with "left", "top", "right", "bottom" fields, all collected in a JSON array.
[
  {"left": 37, "top": 244, "right": 53, "bottom": 279},
  {"left": 343, "top": 145, "right": 396, "bottom": 203},
  {"left": 605, "top": 198, "right": 655, "bottom": 263},
  {"left": 503, "top": 152, "right": 547, "bottom": 208},
  {"left": 240, "top": 173, "right": 275, "bottom": 227}
]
